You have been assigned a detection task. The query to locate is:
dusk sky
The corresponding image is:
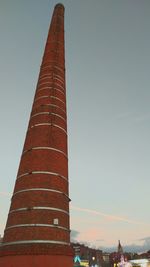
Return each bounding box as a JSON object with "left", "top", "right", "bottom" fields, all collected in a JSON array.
[{"left": 0, "top": 0, "right": 150, "bottom": 252}]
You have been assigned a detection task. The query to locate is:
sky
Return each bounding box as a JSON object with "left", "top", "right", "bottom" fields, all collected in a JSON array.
[{"left": 0, "top": 0, "right": 150, "bottom": 253}]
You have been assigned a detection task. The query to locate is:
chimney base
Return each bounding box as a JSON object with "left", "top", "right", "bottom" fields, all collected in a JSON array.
[{"left": 0, "top": 254, "right": 73, "bottom": 267}]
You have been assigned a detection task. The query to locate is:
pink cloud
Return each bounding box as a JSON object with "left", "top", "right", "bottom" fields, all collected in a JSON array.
[{"left": 79, "top": 228, "right": 103, "bottom": 241}]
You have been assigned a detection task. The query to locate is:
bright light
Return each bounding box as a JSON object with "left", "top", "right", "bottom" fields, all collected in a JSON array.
[
  {"left": 130, "top": 259, "right": 150, "bottom": 267},
  {"left": 130, "top": 259, "right": 149, "bottom": 264},
  {"left": 74, "top": 255, "right": 81, "bottom": 263}
]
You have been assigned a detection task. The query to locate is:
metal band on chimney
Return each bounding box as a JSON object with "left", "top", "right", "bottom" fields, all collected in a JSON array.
[
  {"left": 1, "top": 240, "right": 70, "bottom": 247},
  {"left": 17, "top": 171, "right": 68, "bottom": 181},
  {"left": 22, "top": 147, "right": 67, "bottom": 158},
  {"left": 34, "top": 95, "right": 66, "bottom": 105},
  {"left": 12, "top": 188, "right": 69, "bottom": 198},
  {"left": 35, "top": 104, "right": 66, "bottom": 113},
  {"left": 38, "top": 81, "right": 64, "bottom": 88},
  {"left": 6, "top": 224, "right": 69, "bottom": 231},
  {"left": 9, "top": 207, "right": 69, "bottom": 215},
  {"left": 40, "top": 64, "right": 65, "bottom": 73},
  {"left": 31, "top": 112, "right": 66, "bottom": 122},
  {"left": 29, "top": 123, "right": 67, "bottom": 134},
  {"left": 37, "top": 86, "right": 65, "bottom": 95}
]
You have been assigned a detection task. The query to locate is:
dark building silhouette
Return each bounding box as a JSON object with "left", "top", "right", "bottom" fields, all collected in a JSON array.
[
  {"left": 118, "top": 240, "right": 123, "bottom": 254},
  {"left": 0, "top": 3, "right": 73, "bottom": 267},
  {"left": 72, "top": 242, "right": 103, "bottom": 267},
  {"left": 110, "top": 241, "right": 131, "bottom": 267}
]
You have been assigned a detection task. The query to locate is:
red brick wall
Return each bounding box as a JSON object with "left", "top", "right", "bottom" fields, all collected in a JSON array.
[
  {"left": 0, "top": 255, "right": 73, "bottom": 267},
  {"left": 6, "top": 209, "right": 69, "bottom": 228},
  {"left": 0, "top": 4, "right": 73, "bottom": 265}
]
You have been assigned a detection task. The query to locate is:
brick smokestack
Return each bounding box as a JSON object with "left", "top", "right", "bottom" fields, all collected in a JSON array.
[{"left": 0, "top": 3, "right": 73, "bottom": 267}]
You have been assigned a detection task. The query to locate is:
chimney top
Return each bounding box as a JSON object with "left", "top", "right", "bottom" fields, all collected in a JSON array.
[{"left": 55, "top": 3, "right": 64, "bottom": 9}]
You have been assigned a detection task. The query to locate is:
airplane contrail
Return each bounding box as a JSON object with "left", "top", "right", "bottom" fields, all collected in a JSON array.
[
  {"left": 0, "top": 192, "right": 11, "bottom": 197},
  {"left": 71, "top": 205, "right": 148, "bottom": 226},
  {"left": 0, "top": 192, "right": 148, "bottom": 226}
]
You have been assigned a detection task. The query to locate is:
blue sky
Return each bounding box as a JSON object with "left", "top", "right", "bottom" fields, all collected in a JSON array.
[{"left": 0, "top": 0, "right": 150, "bottom": 252}]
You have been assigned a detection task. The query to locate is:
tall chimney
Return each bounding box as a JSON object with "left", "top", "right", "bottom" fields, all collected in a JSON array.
[{"left": 0, "top": 4, "right": 73, "bottom": 267}]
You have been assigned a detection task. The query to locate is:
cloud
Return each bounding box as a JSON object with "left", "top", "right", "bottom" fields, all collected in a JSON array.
[
  {"left": 79, "top": 228, "right": 103, "bottom": 241},
  {"left": 98, "top": 237, "right": 150, "bottom": 253},
  {"left": 139, "top": 237, "right": 150, "bottom": 243},
  {"left": 70, "top": 230, "right": 150, "bottom": 253},
  {"left": 138, "top": 237, "right": 150, "bottom": 250},
  {"left": 71, "top": 205, "right": 149, "bottom": 226},
  {"left": 71, "top": 230, "right": 80, "bottom": 242}
]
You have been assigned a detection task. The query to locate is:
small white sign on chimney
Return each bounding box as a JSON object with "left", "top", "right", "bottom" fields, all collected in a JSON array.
[{"left": 53, "top": 218, "right": 59, "bottom": 225}]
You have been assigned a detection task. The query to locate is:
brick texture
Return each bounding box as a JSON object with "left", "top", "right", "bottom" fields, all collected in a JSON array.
[{"left": 0, "top": 4, "right": 73, "bottom": 266}]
